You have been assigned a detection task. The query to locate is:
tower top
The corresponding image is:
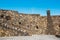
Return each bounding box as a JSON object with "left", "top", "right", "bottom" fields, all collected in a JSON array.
[{"left": 47, "top": 10, "right": 50, "bottom": 16}]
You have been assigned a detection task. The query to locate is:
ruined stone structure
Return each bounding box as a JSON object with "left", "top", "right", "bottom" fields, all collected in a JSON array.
[{"left": 0, "top": 9, "right": 60, "bottom": 37}]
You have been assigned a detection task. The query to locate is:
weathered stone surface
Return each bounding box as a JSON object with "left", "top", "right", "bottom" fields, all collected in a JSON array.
[{"left": 0, "top": 9, "right": 60, "bottom": 37}]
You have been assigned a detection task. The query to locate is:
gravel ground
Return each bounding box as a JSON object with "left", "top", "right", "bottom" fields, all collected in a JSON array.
[{"left": 0, "top": 35, "right": 60, "bottom": 40}]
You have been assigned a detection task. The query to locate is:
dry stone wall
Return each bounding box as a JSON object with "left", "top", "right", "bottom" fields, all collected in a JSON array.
[{"left": 0, "top": 9, "right": 60, "bottom": 37}]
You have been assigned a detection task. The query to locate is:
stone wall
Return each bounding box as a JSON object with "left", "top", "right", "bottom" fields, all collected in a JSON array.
[{"left": 0, "top": 10, "right": 60, "bottom": 36}]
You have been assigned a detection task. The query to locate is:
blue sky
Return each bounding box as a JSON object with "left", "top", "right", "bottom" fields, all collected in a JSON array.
[{"left": 0, "top": 0, "right": 60, "bottom": 16}]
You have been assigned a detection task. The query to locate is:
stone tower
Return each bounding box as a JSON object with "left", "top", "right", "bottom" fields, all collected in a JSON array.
[{"left": 47, "top": 10, "right": 55, "bottom": 34}]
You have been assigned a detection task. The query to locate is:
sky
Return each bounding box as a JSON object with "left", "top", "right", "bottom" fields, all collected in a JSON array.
[{"left": 0, "top": 0, "right": 60, "bottom": 16}]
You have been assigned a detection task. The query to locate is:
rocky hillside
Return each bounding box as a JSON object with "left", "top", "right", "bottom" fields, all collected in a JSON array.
[{"left": 0, "top": 9, "right": 60, "bottom": 37}]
